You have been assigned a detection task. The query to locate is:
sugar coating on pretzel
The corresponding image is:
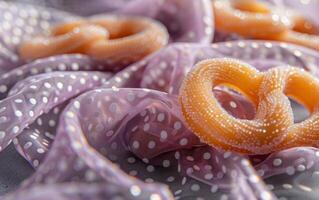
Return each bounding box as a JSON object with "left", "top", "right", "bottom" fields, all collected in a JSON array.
[
  {"left": 85, "top": 16, "right": 169, "bottom": 63},
  {"left": 213, "top": 0, "right": 319, "bottom": 51},
  {"left": 19, "top": 16, "right": 169, "bottom": 63},
  {"left": 213, "top": 0, "right": 293, "bottom": 38},
  {"left": 179, "top": 58, "right": 319, "bottom": 154}
]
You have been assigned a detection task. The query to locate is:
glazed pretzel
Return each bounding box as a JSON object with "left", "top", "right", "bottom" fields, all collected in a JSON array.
[
  {"left": 179, "top": 58, "right": 319, "bottom": 154},
  {"left": 213, "top": 0, "right": 319, "bottom": 50},
  {"left": 213, "top": 0, "right": 293, "bottom": 38},
  {"left": 19, "top": 16, "right": 169, "bottom": 63}
]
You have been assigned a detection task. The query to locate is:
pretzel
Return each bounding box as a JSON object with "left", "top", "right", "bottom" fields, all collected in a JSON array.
[
  {"left": 213, "top": 0, "right": 319, "bottom": 50},
  {"left": 213, "top": 0, "right": 293, "bottom": 38},
  {"left": 19, "top": 22, "right": 108, "bottom": 60},
  {"left": 19, "top": 16, "right": 169, "bottom": 63},
  {"left": 272, "top": 24, "right": 319, "bottom": 50},
  {"left": 179, "top": 58, "right": 319, "bottom": 154}
]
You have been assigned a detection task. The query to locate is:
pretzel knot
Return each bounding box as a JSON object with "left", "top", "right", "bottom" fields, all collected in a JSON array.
[
  {"left": 213, "top": 0, "right": 319, "bottom": 51},
  {"left": 19, "top": 16, "right": 169, "bottom": 64},
  {"left": 179, "top": 58, "right": 319, "bottom": 154}
]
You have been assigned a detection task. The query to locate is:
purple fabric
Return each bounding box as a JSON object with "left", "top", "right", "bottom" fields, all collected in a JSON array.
[{"left": 1, "top": 0, "right": 319, "bottom": 200}]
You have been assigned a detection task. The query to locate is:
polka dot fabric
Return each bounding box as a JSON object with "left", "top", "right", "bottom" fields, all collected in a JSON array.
[{"left": 1, "top": 0, "right": 319, "bottom": 200}]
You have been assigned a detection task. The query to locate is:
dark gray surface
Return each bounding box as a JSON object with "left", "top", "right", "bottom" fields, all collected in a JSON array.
[{"left": 0, "top": 144, "right": 34, "bottom": 195}]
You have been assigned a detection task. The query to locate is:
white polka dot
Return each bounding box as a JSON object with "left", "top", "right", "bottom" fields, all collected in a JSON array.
[
  {"left": 160, "top": 130, "right": 168, "bottom": 140},
  {"left": 12, "top": 126, "right": 19, "bottom": 134},
  {"left": 175, "top": 151, "right": 180, "bottom": 159},
  {"left": 14, "top": 110, "right": 23, "bottom": 117},
  {"left": 147, "top": 165, "right": 155, "bottom": 172},
  {"left": 130, "top": 185, "right": 141, "bottom": 197},
  {"left": 57, "top": 82, "right": 63, "bottom": 89},
  {"left": 210, "top": 185, "right": 218, "bottom": 193},
  {"left": 148, "top": 141, "right": 156, "bottom": 149},
  {"left": 14, "top": 99, "right": 23, "bottom": 103},
  {"left": 267, "top": 184, "right": 274, "bottom": 190},
  {"left": 203, "top": 152, "right": 211, "bottom": 160},
  {"left": 157, "top": 113, "right": 165, "bottom": 122},
  {"left": 150, "top": 194, "right": 161, "bottom": 200},
  {"left": 129, "top": 170, "right": 138, "bottom": 176},
  {"left": 0, "top": 85, "right": 8, "bottom": 93},
  {"left": 0, "top": 116, "right": 7, "bottom": 123},
  {"left": 29, "top": 98, "right": 37, "bottom": 105},
  {"left": 49, "top": 120, "right": 56, "bottom": 127},
  {"left": 204, "top": 173, "right": 213, "bottom": 180},
  {"left": 24, "top": 142, "right": 32, "bottom": 149},
  {"left": 166, "top": 176, "right": 175, "bottom": 182},
  {"left": 273, "top": 158, "right": 282, "bottom": 166},
  {"left": 286, "top": 166, "right": 295, "bottom": 175},
  {"left": 71, "top": 63, "right": 80, "bottom": 71},
  {"left": 37, "top": 118, "right": 43, "bottom": 126},
  {"left": 174, "top": 121, "right": 182, "bottom": 130},
  {"left": 132, "top": 141, "right": 140, "bottom": 149},
  {"left": 37, "top": 148, "right": 45, "bottom": 154},
  {"left": 143, "top": 123, "right": 150, "bottom": 131},
  {"left": 127, "top": 157, "right": 136, "bottom": 164},
  {"left": 162, "top": 160, "right": 170, "bottom": 168},
  {"left": 229, "top": 101, "right": 237, "bottom": 108},
  {"left": 179, "top": 138, "right": 188, "bottom": 146},
  {"left": 33, "top": 159, "right": 39, "bottom": 167},
  {"left": 80, "top": 78, "right": 86, "bottom": 84},
  {"left": 29, "top": 110, "right": 34, "bottom": 117},
  {"left": 44, "top": 82, "right": 51, "bottom": 88},
  {"left": 42, "top": 97, "right": 48, "bottom": 103},
  {"left": 220, "top": 194, "right": 228, "bottom": 200},
  {"left": 73, "top": 101, "right": 80, "bottom": 109},
  {"left": 282, "top": 184, "right": 293, "bottom": 189},
  {"left": 191, "top": 184, "right": 200, "bottom": 192},
  {"left": 298, "top": 184, "right": 312, "bottom": 192},
  {"left": 297, "top": 164, "right": 306, "bottom": 171},
  {"left": 0, "top": 131, "right": 5, "bottom": 139}
]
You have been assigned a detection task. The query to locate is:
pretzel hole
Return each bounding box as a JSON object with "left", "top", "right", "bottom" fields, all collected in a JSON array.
[
  {"left": 289, "top": 98, "right": 309, "bottom": 123},
  {"left": 283, "top": 71, "right": 319, "bottom": 123},
  {"left": 92, "top": 19, "right": 147, "bottom": 39},
  {"left": 214, "top": 85, "right": 256, "bottom": 120}
]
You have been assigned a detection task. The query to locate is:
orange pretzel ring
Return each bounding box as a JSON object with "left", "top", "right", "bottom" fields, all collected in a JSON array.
[
  {"left": 276, "top": 68, "right": 319, "bottom": 150},
  {"left": 213, "top": 0, "right": 293, "bottom": 38},
  {"left": 271, "top": 14, "right": 319, "bottom": 51},
  {"left": 85, "top": 16, "right": 169, "bottom": 63},
  {"left": 213, "top": 0, "right": 319, "bottom": 50},
  {"left": 19, "top": 22, "right": 108, "bottom": 60},
  {"left": 179, "top": 58, "right": 319, "bottom": 154},
  {"left": 19, "top": 16, "right": 169, "bottom": 63}
]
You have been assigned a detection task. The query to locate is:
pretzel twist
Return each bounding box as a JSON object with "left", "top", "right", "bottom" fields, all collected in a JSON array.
[
  {"left": 213, "top": 0, "right": 319, "bottom": 50},
  {"left": 19, "top": 16, "right": 169, "bottom": 64},
  {"left": 179, "top": 58, "right": 319, "bottom": 154}
]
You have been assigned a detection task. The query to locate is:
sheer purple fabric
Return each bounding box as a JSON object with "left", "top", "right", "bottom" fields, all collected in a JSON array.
[{"left": 1, "top": 0, "right": 319, "bottom": 200}]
